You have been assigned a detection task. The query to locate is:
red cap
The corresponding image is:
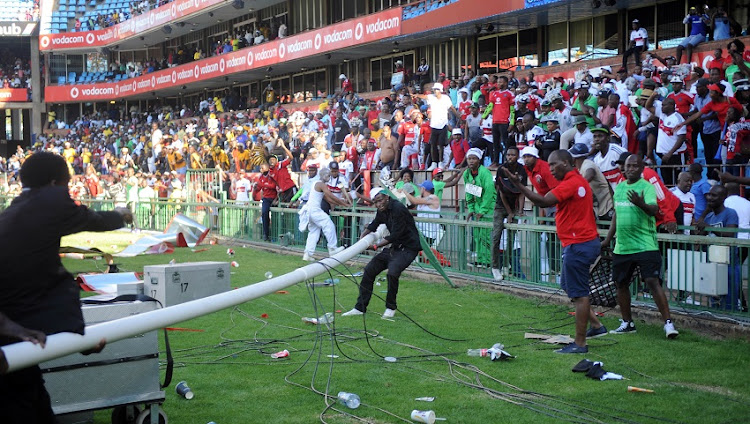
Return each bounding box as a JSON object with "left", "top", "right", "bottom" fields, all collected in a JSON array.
[
  {"left": 432, "top": 167, "right": 443, "bottom": 177},
  {"left": 439, "top": 72, "right": 446, "bottom": 77},
  {"left": 707, "top": 83, "right": 722, "bottom": 92}
]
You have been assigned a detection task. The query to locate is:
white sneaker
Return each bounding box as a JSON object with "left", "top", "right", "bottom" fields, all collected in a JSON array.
[
  {"left": 426, "top": 162, "right": 438, "bottom": 171},
  {"left": 664, "top": 320, "right": 679, "bottom": 339},
  {"left": 382, "top": 308, "right": 396, "bottom": 319},
  {"left": 684, "top": 295, "right": 701, "bottom": 306},
  {"left": 341, "top": 308, "right": 364, "bottom": 317},
  {"left": 491, "top": 268, "right": 503, "bottom": 281},
  {"left": 302, "top": 253, "right": 314, "bottom": 262},
  {"left": 328, "top": 246, "right": 345, "bottom": 256}
]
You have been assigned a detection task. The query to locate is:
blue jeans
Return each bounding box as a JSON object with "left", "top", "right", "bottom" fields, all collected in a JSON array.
[{"left": 560, "top": 238, "right": 601, "bottom": 299}]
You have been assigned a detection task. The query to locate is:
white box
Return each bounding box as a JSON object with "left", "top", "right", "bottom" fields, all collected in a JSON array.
[
  {"left": 143, "top": 261, "right": 231, "bottom": 307},
  {"left": 667, "top": 249, "right": 728, "bottom": 296}
]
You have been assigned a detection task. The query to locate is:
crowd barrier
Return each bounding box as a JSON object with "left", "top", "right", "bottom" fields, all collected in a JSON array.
[{"left": 2, "top": 194, "right": 746, "bottom": 320}]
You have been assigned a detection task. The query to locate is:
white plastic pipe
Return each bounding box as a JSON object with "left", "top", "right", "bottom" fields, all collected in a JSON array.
[{"left": 1, "top": 233, "right": 377, "bottom": 373}]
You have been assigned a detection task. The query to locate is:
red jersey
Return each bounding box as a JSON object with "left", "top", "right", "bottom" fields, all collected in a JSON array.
[
  {"left": 361, "top": 149, "right": 378, "bottom": 170},
  {"left": 253, "top": 173, "right": 278, "bottom": 199},
  {"left": 450, "top": 138, "right": 471, "bottom": 165},
  {"left": 367, "top": 110, "right": 379, "bottom": 130},
  {"left": 489, "top": 90, "right": 514, "bottom": 124},
  {"left": 700, "top": 97, "right": 742, "bottom": 129},
  {"left": 550, "top": 170, "right": 599, "bottom": 247},
  {"left": 398, "top": 121, "right": 420, "bottom": 146},
  {"left": 708, "top": 56, "right": 731, "bottom": 72},
  {"left": 642, "top": 167, "right": 680, "bottom": 226},
  {"left": 421, "top": 122, "right": 432, "bottom": 144},
  {"left": 525, "top": 159, "right": 559, "bottom": 196},
  {"left": 268, "top": 158, "right": 296, "bottom": 192},
  {"left": 341, "top": 78, "right": 353, "bottom": 93},
  {"left": 667, "top": 91, "right": 694, "bottom": 115},
  {"left": 458, "top": 100, "right": 472, "bottom": 121}
]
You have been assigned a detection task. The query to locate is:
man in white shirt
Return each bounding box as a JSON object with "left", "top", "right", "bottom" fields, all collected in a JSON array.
[
  {"left": 572, "top": 115, "right": 594, "bottom": 151},
  {"left": 623, "top": 19, "right": 648, "bottom": 70},
  {"left": 646, "top": 94, "right": 687, "bottom": 185},
  {"left": 724, "top": 182, "right": 750, "bottom": 240},
  {"left": 670, "top": 171, "right": 696, "bottom": 234},
  {"left": 423, "top": 82, "right": 458, "bottom": 171},
  {"left": 590, "top": 124, "right": 626, "bottom": 190},
  {"left": 232, "top": 171, "right": 252, "bottom": 205}
]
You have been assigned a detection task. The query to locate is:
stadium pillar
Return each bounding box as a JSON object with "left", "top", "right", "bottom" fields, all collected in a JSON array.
[{"left": 30, "top": 35, "right": 43, "bottom": 138}]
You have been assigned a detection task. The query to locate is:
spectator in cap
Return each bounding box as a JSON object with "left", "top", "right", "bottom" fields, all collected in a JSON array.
[
  {"left": 448, "top": 128, "right": 471, "bottom": 169},
  {"left": 463, "top": 147, "right": 496, "bottom": 267},
  {"left": 300, "top": 167, "right": 347, "bottom": 262},
  {"left": 415, "top": 58, "right": 431, "bottom": 89},
  {"left": 430, "top": 166, "right": 463, "bottom": 202},
  {"left": 676, "top": 6, "right": 710, "bottom": 65},
  {"left": 569, "top": 143, "right": 613, "bottom": 221},
  {"left": 624, "top": 19, "right": 649, "bottom": 70},
  {"left": 590, "top": 124, "right": 626, "bottom": 190},
  {"left": 464, "top": 102, "right": 483, "bottom": 143},
  {"left": 536, "top": 115, "right": 561, "bottom": 161},
  {"left": 418, "top": 82, "right": 459, "bottom": 171},
  {"left": 572, "top": 114, "right": 593, "bottom": 152},
  {"left": 570, "top": 81, "right": 597, "bottom": 128}
]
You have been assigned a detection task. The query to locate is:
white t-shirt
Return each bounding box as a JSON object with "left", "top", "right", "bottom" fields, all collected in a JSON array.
[
  {"left": 670, "top": 186, "right": 696, "bottom": 234},
  {"left": 655, "top": 109, "right": 687, "bottom": 155},
  {"left": 480, "top": 116, "right": 493, "bottom": 142},
  {"left": 592, "top": 143, "right": 626, "bottom": 189},
  {"left": 630, "top": 28, "right": 648, "bottom": 47},
  {"left": 725, "top": 195, "right": 750, "bottom": 239},
  {"left": 234, "top": 178, "right": 252, "bottom": 204},
  {"left": 525, "top": 125, "right": 545, "bottom": 146},
  {"left": 574, "top": 127, "right": 594, "bottom": 150},
  {"left": 427, "top": 94, "right": 453, "bottom": 129}
]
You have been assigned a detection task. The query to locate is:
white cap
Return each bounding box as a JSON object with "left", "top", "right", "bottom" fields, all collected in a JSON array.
[
  {"left": 521, "top": 146, "right": 539, "bottom": 158},
  {"left": 452, "top": 128, "right": 462, "bottom": 136},
  {"left": 370, "top": 187, "right": 385, "bottom": 199},
  {"left": 339, "top": 74, "right": 346, "bottom": 80},
  {"left": 466, "top": 147, "right": 483, "bottom": 159},
  {"left": 669, "top": 75, "right": 683, "bottom": 83},
  {"left": 432, "top": 82, "right": 443, "bottom": 92},
  {"left": 172, "top": 179, "right": 183, "bottom": 189}
]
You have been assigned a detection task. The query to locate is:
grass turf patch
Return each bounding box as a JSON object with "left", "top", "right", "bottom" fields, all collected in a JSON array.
[{"left": 56, "top": 231, "right": 750, "bottom": 424}]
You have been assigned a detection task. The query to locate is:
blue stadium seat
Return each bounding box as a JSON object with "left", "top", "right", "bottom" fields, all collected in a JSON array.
[
  {"left": 59, "top": 5, "right": 66, "bottom": 11},
  {"left": 58, "top": 76, "right": 66, "bottom": 85}
]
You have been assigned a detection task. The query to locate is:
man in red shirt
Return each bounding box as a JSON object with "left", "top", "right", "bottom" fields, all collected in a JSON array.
[
  {"left": 505, "top": 149, "right": 604, "bottom": 353},
  {"left": 396, "top": 109, "right": 422, "bottom": 169},
  {"left": 253, "top": 163, "right": 278, "bottom": 242},
  {"left": 521, "top": 146, "right": 559, "bottom": 196},
  {"left": 676, "top": 83, "right": 742, "bottom": 133},
  {"left": 267, "top": 141, "right": 297, "bottom": 203},
  {"left": 487, "top": 76, "right": 514, "bottom": 167},
  {"left": 339, "top": 74, "right": 353, "bottom": 94},
  {"left": 667, "top": 76, "right": 695, "bottom": 161}
]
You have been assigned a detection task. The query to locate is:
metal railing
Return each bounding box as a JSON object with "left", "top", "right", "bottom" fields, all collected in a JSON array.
[{"left": 6, "top": 195, "right": 748, "bottom": 319}]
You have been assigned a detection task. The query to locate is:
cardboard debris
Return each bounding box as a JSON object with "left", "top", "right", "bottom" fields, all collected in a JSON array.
[{"left": 524, "top": 333, "right": 575, "bottom": 345}]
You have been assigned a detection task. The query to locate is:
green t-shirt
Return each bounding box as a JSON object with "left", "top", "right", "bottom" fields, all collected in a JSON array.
[
  {"left": 395, "top": 180, "right": 419, "bottom": 195},
  {"left": 573, "top": 95, "right": 598, "bottom": 128},
  {"left": 433, "top": 180, "right": 446, "bottom": 201},
  {"left": 613, "top": 178, "right": 658, "bottom": 255}
]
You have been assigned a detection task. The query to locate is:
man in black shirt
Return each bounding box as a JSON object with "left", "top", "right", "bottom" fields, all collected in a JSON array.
[
  {"left": 332, "top": 109, "right": 350, "bottom": 152},
  {"left": 342, "top": 188, "right": 422, "bottom": 319},
  {"left": 0, "top": 152, "right": 132, "bottom": 423},
  {"left": 492, "top": 146, "right": 526, "bottom": 281}
]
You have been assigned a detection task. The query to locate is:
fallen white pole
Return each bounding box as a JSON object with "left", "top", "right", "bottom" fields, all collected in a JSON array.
[{"left": 2, "top": 234, "right": 377, "bottom": 373}]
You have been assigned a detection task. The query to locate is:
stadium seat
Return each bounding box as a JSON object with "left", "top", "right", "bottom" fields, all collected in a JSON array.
[{"left": 57, "top": 76, "right": 66, "bottom": 85}]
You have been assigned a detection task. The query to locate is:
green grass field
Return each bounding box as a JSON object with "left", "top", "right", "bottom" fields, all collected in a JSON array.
[{"left": 58, "top": 231, "right": 750, "bottom": 424}]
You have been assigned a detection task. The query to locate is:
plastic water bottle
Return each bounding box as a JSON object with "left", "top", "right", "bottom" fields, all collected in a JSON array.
[
  {"left": 265, "top": 271, "right": 273, "bottom": 279},
  {"left": 466, "top": 348, "right": 489, "bottom": 357},
  {"left": 337, "top": 391, "right": 360, "bottom": 409}
]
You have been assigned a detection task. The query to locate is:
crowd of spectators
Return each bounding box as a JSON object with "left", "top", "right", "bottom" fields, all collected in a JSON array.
[
  {"left": 0, "top": 54, "right": 32, "bottom": 92},
  {"left": 11, "top": 33, "right": 750, "bottom": 307},
  {"left": 73, "top": 0, "right": 173, "bottom": 30}
]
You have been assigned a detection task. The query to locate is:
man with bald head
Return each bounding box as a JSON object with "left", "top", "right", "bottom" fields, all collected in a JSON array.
[
  {"left": 602, "top": 155, "right": 679, "bottom": 338},
  {"left": 505, "top": 150, "right": 604, "bottom": 353}
]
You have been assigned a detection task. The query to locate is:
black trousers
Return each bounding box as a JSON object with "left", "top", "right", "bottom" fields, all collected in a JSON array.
[
  {"left": 355, "top": 247, "right": 419, "bottom": 312},
  {"left": 0, "top": 365, "right": 57, "bottom": 424},
  {"left": 428, "top": 126, "right": 448, "bottom": 164},
  {"left": 622, "top": 45, "right": 644, "bottom": 68},
  {"left": 491, "top": 123, "right": 509, "bottom": 163},
  {"left": 701, "top": 131, "right": 721, "bottom": 180}
]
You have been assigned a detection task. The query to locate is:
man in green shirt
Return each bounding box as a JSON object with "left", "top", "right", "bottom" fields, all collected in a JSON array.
[
  {"left": 464, "top": 148, "right": 496, "bottom": 267},
  {"left": 570, "top": 81, "right": 598, "bottom": 128},
  {"left": 430, "top": 167, "right": 462, "bottom": 202},
  {"left": 601, "top": 155, "right": 678, "bottom": 339}
]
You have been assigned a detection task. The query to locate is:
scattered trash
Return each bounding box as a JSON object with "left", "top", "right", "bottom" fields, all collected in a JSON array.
[
  {"left": 311, "top": 279, "right": 339, "bottom": 287},
  {"left": 454, "top": 303, "right": 462, "bottom": 307},
  {"left": 275, "top": 290, "right": 289, "bottom": 295},
  {"left": 175, "top": 381, "right": 194, "bottom": 400},
  {"left": 572, "top": 359, "right": 624, "bottom": 381},
  {"left": 227, "top": 248, "right": 235, "bottom": 256},
  {"left": 260, "top": 313, "right": 269, "bottom": 318},
  {"left": 415, "top": 397, "right": 435, "bottom": 402},
  {"left": 302, "top": 313, "right": 334, "bottom": 325},
  {"left": 411, "top": 409, "right": 436, "bottom": 424},
  {"left": 384, "top": 356, "right": 397, "bottom": 363},
  {"left": 192, "top": 248, "right": 209, "bottom": 253},
  {"left": 264, "top": 271, "right": 273, "bottom": 279},
  {"left": 337, "top": 392, "right": 360, "bottom": 409},
  {"left": 169, "top": 259, "right": 177, "bottom": 265},
  {"left": 524, "top": 333, "right": 575, "bottom": 345},
  {"left": 271, "top": 349, "right": 289, "bottom": 359},
  {"left": 628, "top": 386, "right": 654, "bottom": 393},
  {"left": 231, "top": 261, "right": 239, "bottom": 267},
  {"left": 467, "top": 343, "right": 514, "bottom": 360},
  {"left": 335, "top": 310, "right": 342, "bottom": 313},
  {"left": 327, "top": 355, "right": 339, "bottom": 359}
]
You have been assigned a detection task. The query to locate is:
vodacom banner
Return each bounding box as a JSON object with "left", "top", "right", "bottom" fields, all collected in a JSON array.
[
  {"left": 0, "top": 88, "right": 29, "bottom": 103},
  {"left": 45, "top": 8, "right": 402, "bottom": 103},
  {"left": 39, "top": 0, "right": 224, "bottom": 51}
]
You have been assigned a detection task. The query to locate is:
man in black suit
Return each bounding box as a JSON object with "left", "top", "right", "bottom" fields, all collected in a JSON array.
[{"left": 0, "top": 152, "right": 133, "bottom": 423}]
